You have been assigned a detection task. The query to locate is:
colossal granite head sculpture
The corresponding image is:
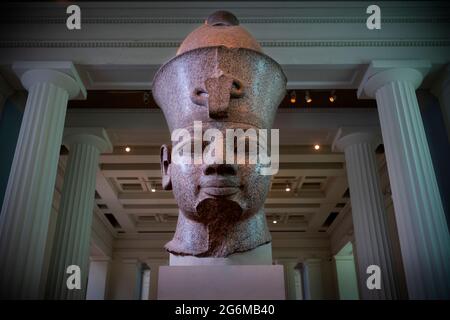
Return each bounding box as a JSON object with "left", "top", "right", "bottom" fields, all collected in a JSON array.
[{"left": 152, "top": 11, "right": 286, "bottom": 257}]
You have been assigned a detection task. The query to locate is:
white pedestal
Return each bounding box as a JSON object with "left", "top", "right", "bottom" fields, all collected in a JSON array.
[{"left": 158, "top": 265, "right": 285, "bottom": 300}]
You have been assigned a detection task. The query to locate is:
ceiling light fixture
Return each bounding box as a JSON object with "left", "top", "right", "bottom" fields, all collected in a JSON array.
[
  {"left": 285, "top": 184, "right": 291, "bottom": 192},
  {"left": 143, "top": 92, "right": 151, "bottom": 105},
  {"left": 125, "top": 146, "right": 131, "bottom": 153},
  {"left": 273, "top": 220, "right": 278, "bottom": 224},
  {"left": 305, "top": 90, "right": 312, "bottom": 103},
  {"left": 290, "top": 90, "right": 297, "bottom": 104},
  {"left": 329, "top": 90, "right": 337, "bottom": 103},
  {"left": 314, "top": 144, "right": 320, "bottom": 150},
  {"left": 149, "top": 181, "right": 156, "bottom": 193}
]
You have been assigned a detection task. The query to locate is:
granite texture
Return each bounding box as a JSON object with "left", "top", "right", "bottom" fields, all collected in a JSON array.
[{"left": 152, "top": 11, "right": 287, "bottom": 257}]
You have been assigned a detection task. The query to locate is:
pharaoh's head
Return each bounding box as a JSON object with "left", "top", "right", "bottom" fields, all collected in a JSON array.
[{"left": 152, "top": 11, "right": 286, "bottom": 257}]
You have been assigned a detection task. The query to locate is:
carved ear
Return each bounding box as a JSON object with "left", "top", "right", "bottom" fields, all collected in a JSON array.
[{"left": 160, "top": 144, "right": 172, "bottom": 190}]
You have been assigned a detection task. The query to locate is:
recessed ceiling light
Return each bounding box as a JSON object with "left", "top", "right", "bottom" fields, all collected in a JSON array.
[
  {"left": 125, "top": 146, "right": 131, "bottom": 153},
  {"left": 314, "top": 144, "right": 320, "bottom": 150},
  {"left": 273, "top": 220, "right": 277, "bottom": 224},
  {"left": 305, "top": 91, "right": 312, "bottom": 103},
  {"left": 290, "top": 90, "right": 296, "bottom": 104},
  {"left": 329, "top": 90, "right": 336, "bottom": 103},
  {"left": 285, "top": 182, "right": 291, "bottom": 192}
]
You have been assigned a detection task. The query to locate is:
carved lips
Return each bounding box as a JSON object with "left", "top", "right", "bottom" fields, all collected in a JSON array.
[{"left": 199, "top": 176, "right": 241, "bottom": 197}]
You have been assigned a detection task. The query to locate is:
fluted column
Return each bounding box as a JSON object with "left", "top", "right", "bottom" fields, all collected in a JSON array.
[
  {"left": 333, "top": 129, "right": 400, "bottom": 299},
  {"left": 0, "top": 62, "right": 85, "bottom": 299},
  {"left": 359, "top": 61, "right": 450, "bottom": 299},
  {"left": 45, "top": 128, "right": 112, "bottom": 299},
  {"left": 302, "top": 258, "right": 324, "bottom": 300}
]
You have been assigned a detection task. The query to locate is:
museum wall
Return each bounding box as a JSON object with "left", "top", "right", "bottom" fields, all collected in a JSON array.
[
  {"left": 0, "top": 95, "right": 24, "bottom": 207},
  {"left": 417, "top": 89, "right": 450, "bottom": 226}
]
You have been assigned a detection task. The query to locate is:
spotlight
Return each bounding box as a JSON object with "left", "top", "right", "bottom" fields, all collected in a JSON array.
[
  {"left": 125, "top": 146, "right": 131, "bottom": 153},
  {"left": 305, "top": 91, "right": 312, "bottom": 103},
  {"left": 329, "top": 90, "right": 336, "bottom": 103},
  {"left": 143, "top": 92, "right": 151, "bottom": 105},
  {"left": 290, "top": 90, "right": 297, "bottom": 104},
  {"left": 314, "top": 144, "right": 320, "bottom": 150},
  {"left": 148, "top": 181, "right": 156, "bottom": 192}
]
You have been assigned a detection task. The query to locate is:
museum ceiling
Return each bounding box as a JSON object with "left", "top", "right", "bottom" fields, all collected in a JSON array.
[
  {"left": 67, "top": 89, "right": 377, "bottom": 109},
  {"left": 60, "top": 90, "right": 383, "bottom": 240}
]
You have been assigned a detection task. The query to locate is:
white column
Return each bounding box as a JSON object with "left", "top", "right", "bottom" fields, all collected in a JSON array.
[
  {"left": 333, "top": 129, "right": 400, "bottom": 299},
  {"left": 0, "top": 62, "right": 85, "bottom": 299},
  {"left": 293, "top": 264, "right": 303, "bottom": 300},
  {"left": 302, "top": 258, "right": 324, "bottom": 300},
  {"left": 86, "top": 258, "right": 111, "bottom": 300},
  {"left": 359, "top": 61, "right": 450, "bottom": 299},
  {"left": 280, "top": 260, "right": 301, "bottom": 300},
  {"left": 45, "top": 128, "right": 112, "bottom": 299},
  {"left": 140, "top": 269, "right": 151, "bottom": 300}
]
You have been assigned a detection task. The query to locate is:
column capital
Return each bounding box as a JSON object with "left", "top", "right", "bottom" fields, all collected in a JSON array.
[
  {"left": 63, "top": 127, "right": 113, "bottom": 153},
  {"left": 358, "top": 60, "right": 431, "bottom": 99},
  {"left": 332, "top": 127, "right": 381, "bottom": 152},
  {"left": 12, "top": 61, "right": 86, "bottom": 100}
]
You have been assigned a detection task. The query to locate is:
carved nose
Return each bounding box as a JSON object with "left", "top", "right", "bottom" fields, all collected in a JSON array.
[
  {"left": 190, "top": 74, "right": 244, "bottom": 119},
  {"left": 205, "top": 75, "right": 233, "bottom": 119},
  {"left": 204, "top": 163, "right": 237, "bottom": 176}
]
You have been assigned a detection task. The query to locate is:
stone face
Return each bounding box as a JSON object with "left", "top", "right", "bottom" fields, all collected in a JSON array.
[{"left": 152, "top": 11, "right": 286, "bottom": 258}]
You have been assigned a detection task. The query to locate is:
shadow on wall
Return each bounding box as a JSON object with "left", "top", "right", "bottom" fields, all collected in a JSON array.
[
  {"left": 417, "top": 90, "right": 450, "bottom": 229},
  {"left": 0, "top": 97, "right": 24, "bottom": 209}
]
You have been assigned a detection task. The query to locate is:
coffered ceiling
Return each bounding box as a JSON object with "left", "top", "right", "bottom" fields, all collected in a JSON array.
[
  {"left": 60, "top": 106, "right": 382, "bottom": 240},
  {"left": 90, "top": 144, "right": 349, "bottom": 235}
]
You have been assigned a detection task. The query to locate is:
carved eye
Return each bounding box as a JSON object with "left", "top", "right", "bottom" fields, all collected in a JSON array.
[
  {"left": 190, "top": 87, "right": 208, "bottom": 106},
  {"left": 195, "top": 88, "right": 208, "bottom": 97}
]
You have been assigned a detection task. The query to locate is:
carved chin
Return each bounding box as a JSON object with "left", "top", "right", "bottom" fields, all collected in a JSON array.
[
  {"left": 195, "top": 198, "right": 243, "bottom": 224},
  {"left": 165, "top": 205, "right": 272, "bottom": 258}
]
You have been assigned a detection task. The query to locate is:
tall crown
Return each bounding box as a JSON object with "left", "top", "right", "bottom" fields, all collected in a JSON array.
[{"left": 152, "top": 11, "right": 287, "bottom": 132}]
